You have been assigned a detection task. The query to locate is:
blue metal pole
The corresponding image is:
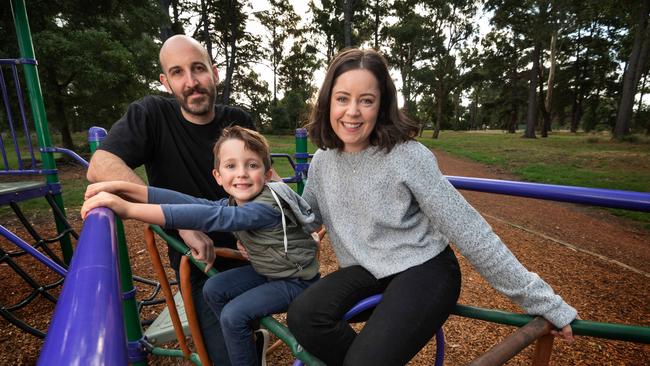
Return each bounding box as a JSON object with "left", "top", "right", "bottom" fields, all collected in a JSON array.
[
  {"left": 38, "top": 207, "right": 127, "bottom": 365},
  {"left": 446, "top": 176, "right": 650, "bottom": 212}
]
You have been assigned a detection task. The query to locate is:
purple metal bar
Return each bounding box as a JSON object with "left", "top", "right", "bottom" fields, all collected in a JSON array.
[
  {"left": 88, "top": 126, "right": 107, "bottom": 143},
  {"left": 0, "top": 66, "right": 16, "bottom": 170},
  {"left": 1, "top": 66, "right": 23, "bottom": 170},
  {"left": 37, "top": 207, "right": 128, "bottom": 366},
  {"left": 446, "top": 175, "right": 650, "bottom": 212},
  {"left": 0, "top": 169, "right": 57, "bottom": 175},
  {"left": 40, "top": 147, "right": 89, "bottom": 168},
  {"left": 11, "top": 61, "right": 37, "bottom": 168},
  {"left": 294, "top": 294, "right": 445, "bottom": 366},
  {"left": 0, "top": 224, "right": 67, "bottom": 277}
]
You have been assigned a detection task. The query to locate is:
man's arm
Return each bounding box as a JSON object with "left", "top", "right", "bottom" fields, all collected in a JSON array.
[
  {"left": 86, "top": 149, "right": 216, "bottom": 270},
  {"left": 87, "top": 150, "right": 145, "bottom": 185}
]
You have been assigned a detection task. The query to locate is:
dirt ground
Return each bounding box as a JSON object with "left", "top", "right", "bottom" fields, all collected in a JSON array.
[{"left": 1, "top": 149, "right": 649, "bottom": 365}]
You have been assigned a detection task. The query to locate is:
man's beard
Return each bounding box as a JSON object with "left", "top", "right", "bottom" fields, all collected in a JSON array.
[{"left": 176, "top": 86, "right": 216, "bottom": 117}]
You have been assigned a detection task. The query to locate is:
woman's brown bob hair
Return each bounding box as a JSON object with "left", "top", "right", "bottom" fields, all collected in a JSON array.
[{"left": 307, "top": 48, "right": 419, "bottom": 152}]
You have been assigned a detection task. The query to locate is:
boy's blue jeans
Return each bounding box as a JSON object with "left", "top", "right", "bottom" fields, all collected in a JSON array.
[{"left": 203, "top": 265, "right": 319, "bottom": 366}]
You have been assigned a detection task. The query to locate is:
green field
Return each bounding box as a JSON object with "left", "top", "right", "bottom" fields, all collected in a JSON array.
[
  {"left": 2, "top": 130, "right": 649, "bottom": 227},
  {"left": 419, "top": 130, "right": 650, "bottom": 227}
]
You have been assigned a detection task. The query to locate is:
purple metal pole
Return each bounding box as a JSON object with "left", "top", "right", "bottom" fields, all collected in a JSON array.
[
  {"left": 37, "top": 207, "right": 127, "bottom": 366},
  {"left": 293, "top": 294, "right": 445, "bottom": 366},
  {"left": 446, "top": 175, "right": 650, "bottom": 212},
  {"left": 0, "top": 224, "right": 67, "bottom": 277}
]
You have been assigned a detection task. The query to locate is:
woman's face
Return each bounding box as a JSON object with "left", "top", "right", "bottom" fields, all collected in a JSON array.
[{"left": 329, "top": 69, "right": 380, "bottom": 153}]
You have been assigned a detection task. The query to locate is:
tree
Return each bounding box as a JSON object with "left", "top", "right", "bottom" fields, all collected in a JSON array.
[
  {"left": 3, "top": 0, "right": 163, "bottom": 149},
  {"left": 210, "top": 0, "right": 251, "bottom": 104},
  {"left": 614, "top": 0, "right": 650, "bottom": 138},
  {"left": 256, "top": 0, "right": 300, "bottom": 105},
  {"left": 308, "top": 0, "right": 372, "bottom": 63}
]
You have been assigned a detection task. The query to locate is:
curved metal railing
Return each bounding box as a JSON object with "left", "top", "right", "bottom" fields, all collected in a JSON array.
[{"left": 37, "top": 208, "right": 127, "bottom": 365}]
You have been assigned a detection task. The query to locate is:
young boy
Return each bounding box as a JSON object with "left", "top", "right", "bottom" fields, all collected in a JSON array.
[{"left": 82, "top": 126, "right": 320, "bottom": 366}]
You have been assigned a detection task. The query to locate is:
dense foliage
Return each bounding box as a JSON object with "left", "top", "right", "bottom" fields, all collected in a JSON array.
[{"left": 2, "top": 0, "right": 648, "bottom": 148}]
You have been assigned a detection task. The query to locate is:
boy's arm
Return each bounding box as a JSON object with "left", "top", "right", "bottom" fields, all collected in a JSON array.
[{"left": 161, "top": 202, "right": 280, "bottom": 232}]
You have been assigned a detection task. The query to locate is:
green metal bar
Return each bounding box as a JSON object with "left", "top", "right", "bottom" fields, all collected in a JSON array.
[
  {"left": 11, "top": 0, "right": 73, "bottom": 264},
  {"left": 115, "top": 218, "right": 147, "bottom": 365},
  {"left": 260, "top": 317, "right": 325, "bottom": 365},
  {"left": 150, "top": 347, "right": 202, "bottom": 365},
  {"left": 150, "top": 224, "right": 325, "bottom": 364},
  {"left": 295, "top": 128, "right": 308, "bottom": 195},
  {"left": 149, "top": 225, "right": 219, "bottom": 277},
  {"left": 88, "top": 132, "right": 146, "bottom": 365},
  {"left": 453, "top": 304, "right": 650, "bottom": 344}
]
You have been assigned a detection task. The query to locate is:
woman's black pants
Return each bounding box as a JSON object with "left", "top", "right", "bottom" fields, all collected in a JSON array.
[{"left": 287, "top": 246, "right": 461, "bottom": 366}]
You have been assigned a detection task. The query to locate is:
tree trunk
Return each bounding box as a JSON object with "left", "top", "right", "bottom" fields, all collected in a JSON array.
[
  {"left": 615, "top": 0, "right": 650, "bottom": 138},
  {"left": 222, "top": 2, "right": 238, "bottom": 105},
  {"left": 539, "top": 65, "right": 550, "bottom": 138},
  {"left": 201, "top": 0, "right": 213, "bottom": 61},
  {"left": 344, "top": 0, "right": 353, "bottom": 47},
  {"left": 509, "top": 106, "right": 518, "bottom": 133},
  {"left": 374, "top": 0, "right": 380, "bottom": 49},
  {"left": 433, "top": 85, "right": 444, "bottom": 139},
  {"left": 158, "top": 0, "right": 174, "bottom": 42},
  {"left": 508, "top": 61, "right": 518, "bottom": 133},
  {"left": 524, "top": 42, "right": 541, "bottom": 138},
  {"left": 544, "top": 29, "right": 558, "bottom": 133},
  {"left": 52, "top": 90, "right": 74, "bottom": 150}
]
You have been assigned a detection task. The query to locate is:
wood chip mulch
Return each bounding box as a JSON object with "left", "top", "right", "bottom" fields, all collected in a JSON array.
[{"left": 1, "top": 150, "right": 648, "bottom": 365}]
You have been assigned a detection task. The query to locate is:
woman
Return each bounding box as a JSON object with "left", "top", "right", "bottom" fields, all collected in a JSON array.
[{"left": 287, "top": 48, "right": 577, "bottom": 366}]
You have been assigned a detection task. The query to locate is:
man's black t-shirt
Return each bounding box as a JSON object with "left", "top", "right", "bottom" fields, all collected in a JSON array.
[{"left": 99, "top": 95, "right": 255, "bottom": 275}]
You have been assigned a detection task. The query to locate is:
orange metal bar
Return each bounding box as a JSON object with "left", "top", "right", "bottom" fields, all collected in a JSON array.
[
  {"left": 214, "top": 247, "right": 246, "bottom": 261},
  {"left": 180, "top": 256, "right": 211, "bottom": 366},
  {"left": 531, "top": 333, "right": 555, "bottom": 366},
  {"left": 144, "top": 226, "right": 191, "bottom": 357},
  {"left": 468, "top": 317, "right": 553, "bottom": 366}
]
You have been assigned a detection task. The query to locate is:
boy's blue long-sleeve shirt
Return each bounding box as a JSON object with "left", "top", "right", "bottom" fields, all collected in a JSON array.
[
  {"left": 147, "top": 184, "right": 320, "bottom": 280},
  {"left": 148, "top": 186, "right": 281, "bottom": 232}
]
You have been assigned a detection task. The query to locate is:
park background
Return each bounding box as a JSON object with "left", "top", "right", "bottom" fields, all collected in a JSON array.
[
  {"left": 1, "top": 0, "right": 650, "bottom": 365},
  {"left": 2, "top": 0, "right": 650, "bottom": 146}
]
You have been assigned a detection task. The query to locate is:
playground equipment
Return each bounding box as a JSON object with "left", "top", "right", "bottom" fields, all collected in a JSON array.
[
  {"left": 37, "top": 126, "right": 650, "bottom": 365},
  {"left": 0, "top": 0, "right": 78, "bottom": 338},
  {"left": 3, "top": 0, "right": 650, "bottom": 364}
]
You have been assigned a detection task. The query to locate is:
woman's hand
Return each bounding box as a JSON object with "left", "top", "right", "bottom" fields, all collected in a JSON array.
[
  {"left": 81, "top": 191, "right": 132, "bottom": 219},
  {"left": 551, "top": 324, "right": 575, "bottom": 343}
]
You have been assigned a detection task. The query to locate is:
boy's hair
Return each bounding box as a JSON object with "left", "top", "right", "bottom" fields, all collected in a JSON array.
[
  {"left": 213, "top": 126, "right": 272, "bottom": 172},
  {"left": 307, "top": 48, "right": 419, "bottom": 152}
]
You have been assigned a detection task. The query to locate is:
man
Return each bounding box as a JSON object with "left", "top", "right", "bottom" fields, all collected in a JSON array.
[{"left": 87, "top": 35, "right": 262, "bottom": 365}]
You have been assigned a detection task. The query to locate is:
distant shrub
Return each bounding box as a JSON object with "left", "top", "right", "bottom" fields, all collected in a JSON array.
[{"left": 620, "top": 135, "right": 640, "bottom": 143}]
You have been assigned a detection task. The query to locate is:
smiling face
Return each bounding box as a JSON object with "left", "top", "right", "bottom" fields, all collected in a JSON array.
[
  {"left": 329, "top": 69, "right": 380, "bottom": 153},
  {"left": 159, "top": 36, "right": 218, "bottom": 124},
  {"left": 213, "top": 138, "right": 272, "bottom": 205}
]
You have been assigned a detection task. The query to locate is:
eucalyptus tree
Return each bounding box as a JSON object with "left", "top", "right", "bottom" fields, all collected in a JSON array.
[
  {"left": 256, "top": 0, "right": 300, "bottom": 105},
  {"left": 384, "top": 0, "right": 437, "bottom": 122},
  {"left": 3, "top": 0, "right": 163, "bottom": 149},
  {"left": 615, "top": 0, "right": 650, "bottom": 138},
  {"left": 308, "top": 0, "right": 373, "bottom": 62},
  {"left": 418, "top": 0, "right": 477, "bottom": 138}
]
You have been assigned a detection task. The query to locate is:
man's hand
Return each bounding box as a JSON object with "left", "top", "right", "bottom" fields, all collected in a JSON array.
[
  {"left": 237, "top": 241, "right": 250, "bottom": 260},
  {"left": 179, "top": 229, "right": 216, "bottom": 273}
]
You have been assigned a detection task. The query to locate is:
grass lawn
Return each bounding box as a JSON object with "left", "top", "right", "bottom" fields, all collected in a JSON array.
[
  {"left": 418, "top": 130, "right": 650, "bottom": 227},
  {"left": 2, "top": 130, "right": 649, "bottom": 227}
]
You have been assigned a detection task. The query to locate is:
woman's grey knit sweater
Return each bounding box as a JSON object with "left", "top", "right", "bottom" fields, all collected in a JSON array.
[{"left": 302, "top": 141, "right": 577, "bottom": 328}]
